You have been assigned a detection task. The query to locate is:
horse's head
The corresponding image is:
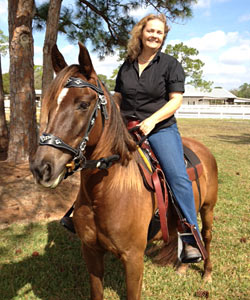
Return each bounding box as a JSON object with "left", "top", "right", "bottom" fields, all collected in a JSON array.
[{"left": 30, "top": 43, "right": 110, "bottom": 188}]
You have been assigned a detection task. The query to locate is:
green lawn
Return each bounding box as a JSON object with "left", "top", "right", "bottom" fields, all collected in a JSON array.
[{"left": 0, "top": 119, "right": 249, "bottom": 300}]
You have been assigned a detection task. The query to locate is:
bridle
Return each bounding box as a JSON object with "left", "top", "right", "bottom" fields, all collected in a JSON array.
[{"left": 39, "top": 77, "right": 120, "bottom": 177}]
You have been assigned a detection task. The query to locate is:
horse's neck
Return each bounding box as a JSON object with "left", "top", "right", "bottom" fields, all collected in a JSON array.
[{"left": 80, "top": 156, "right": 143, "bottom": 204}]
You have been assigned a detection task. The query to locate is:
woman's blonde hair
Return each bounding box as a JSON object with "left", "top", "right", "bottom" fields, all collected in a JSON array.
[{"left": 127, "top": 13, "right": 169, "bottom": 62}]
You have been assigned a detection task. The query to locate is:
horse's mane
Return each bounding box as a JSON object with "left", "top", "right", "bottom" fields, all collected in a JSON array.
[
  {"left": 94, "top": 83, "right": 137, "bottom": 166},
  {"left": 43, "top": 64, "right": 137, "bottom": 166}
]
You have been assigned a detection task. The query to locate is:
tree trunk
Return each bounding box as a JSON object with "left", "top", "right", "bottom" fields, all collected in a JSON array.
[
  {"left": 8, "top": 0, "right": 37, "bottom": 163},
  {"left": 0, "top": 55, "right": 9, "bottom": 160},
  {"left": 41, "top": 0, "right": 62, "bottom": 98}
]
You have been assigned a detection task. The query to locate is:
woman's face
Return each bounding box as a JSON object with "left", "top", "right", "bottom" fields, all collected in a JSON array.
[{"left": 141, "top": 19, "right": 165, "bottom": 52}]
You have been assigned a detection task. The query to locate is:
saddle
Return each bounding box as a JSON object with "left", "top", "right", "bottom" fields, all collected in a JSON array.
[{"left": 127, "top": 121, "right": 208, "bottom": 261}]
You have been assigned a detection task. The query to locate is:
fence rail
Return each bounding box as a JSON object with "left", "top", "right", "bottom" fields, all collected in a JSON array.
[
  {"left": 4, "top": 105, "right": 250, "bottom": 120},
  {"left": 175, "top": 105, "right": 250, "bottom": 119}
]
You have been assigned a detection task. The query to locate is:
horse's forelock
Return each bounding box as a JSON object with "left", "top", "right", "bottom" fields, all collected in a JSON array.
[{"left": 43, "top": 65, "right": 83, "bottom": 110}]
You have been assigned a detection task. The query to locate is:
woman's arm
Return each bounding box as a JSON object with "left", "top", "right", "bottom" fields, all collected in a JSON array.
[{"left": 139, "top": 92, "right": 183, "bottom": 135}]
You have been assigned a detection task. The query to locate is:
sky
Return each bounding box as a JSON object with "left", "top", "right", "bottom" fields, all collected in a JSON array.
[{"left": 0, "top": 0, "right": 250, "bottom": 90}]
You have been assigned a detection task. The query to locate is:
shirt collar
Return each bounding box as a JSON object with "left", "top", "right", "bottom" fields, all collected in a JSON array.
[{"left": 134, "top": 50, "right": 161, "bottom": 68}]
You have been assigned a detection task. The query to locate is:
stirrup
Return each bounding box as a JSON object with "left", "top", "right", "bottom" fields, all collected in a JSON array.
[
  {"left": 60, "top": 216, "right": 76, "bottom": 233},
  {"left": 60, "top": 204, "right": 76, "bottom": 233},
  {"left": 178, "top": 232, "right": 202, "bottom": 263}
]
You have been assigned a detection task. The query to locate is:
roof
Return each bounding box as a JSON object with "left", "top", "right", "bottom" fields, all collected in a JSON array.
[{"left": 183, "top": 85, "right": 237, "bottom": 99}]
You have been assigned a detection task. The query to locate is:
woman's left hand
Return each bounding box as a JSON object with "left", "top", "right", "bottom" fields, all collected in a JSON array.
[{"left": 139, "top": 118, "right": 156, "bottom": 135}]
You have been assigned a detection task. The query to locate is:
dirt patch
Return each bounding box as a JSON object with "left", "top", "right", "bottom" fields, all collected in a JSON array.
[{"left": 0, "top": 159, "right": 80, "bottom": 227}]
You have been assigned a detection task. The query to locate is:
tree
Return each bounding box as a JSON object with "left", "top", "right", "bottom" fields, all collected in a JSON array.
[
  {"left": 231, "top": 83, "right": 250, "bottom": 99},
  {"left": 34, "top": 0, "right": 197, "bottom": 93},
  {"left": 98, "top": 74, "right": 115, "bottom": 91},
  {"left": 8, "top": 0, "right": 37, "bottom": 163},
  {"left": 34, "top": 0, "right": 197, "bottom": 96},
  {"left": 165, "top": 42, "right": 213, "bottom": 91},
  {"left": 41, "top": 0, "right": 62, "bottom": 97},
  {"left": 35, "top": 0, "right": 196, "bottom": 58},
  {"left": 0, "top": 30, "right": 9, "bottom": 158}
]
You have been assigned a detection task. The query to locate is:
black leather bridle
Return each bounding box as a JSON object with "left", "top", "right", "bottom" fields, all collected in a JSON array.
[{"left": 39, "top": 77, "right": 119, "bottom": 177}]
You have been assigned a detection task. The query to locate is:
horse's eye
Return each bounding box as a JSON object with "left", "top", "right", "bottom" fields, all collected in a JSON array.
[{"left": 78, "top": 102, "right": 90, "bottom": 111}]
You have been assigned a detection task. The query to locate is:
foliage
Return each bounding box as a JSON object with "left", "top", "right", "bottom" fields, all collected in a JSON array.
[
  {"left": 2, "top": 66, "right": 42, "bottom": 94},
  {"left": 0, "top": 29, "right": 8, "bottom": 56},
  {"left": 0, "top": 119, "right": 249, "bottom": 299},
  {"left": 34, "top": 65, "right": 43, "bottom": 90},
  {"left": 230, "top": 83, "right": 250, "bottom": 99},
  {"left": 34, "top": 0, "right": 197, "bottom": 59},
  {"left": 98, "top": 74, "right": 115, "bottom": 91},
  {"left": 2, "top": 73, "right": 9, "bottom": 94},
  {"left": 165, "top": 42, "right": 213, "bottom": 91}
]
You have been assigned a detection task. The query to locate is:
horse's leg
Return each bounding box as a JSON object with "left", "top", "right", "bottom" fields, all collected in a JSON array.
[
  {"left": 176, "top": 260, "right": 189, "bottom": 275},
  {"left": 82, "top": 245, "right": 105, "bottom": 300},
  {"left": 122, "top": 250, "right": 144, "bottom": 300},
  {"left": 200, "top": 203, "right": 215, "bottom": 283}
]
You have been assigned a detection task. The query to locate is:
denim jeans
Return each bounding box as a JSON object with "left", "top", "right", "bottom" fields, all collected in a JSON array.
[{"left": 148, "top": 123, "right": 201, "bottom": 244}]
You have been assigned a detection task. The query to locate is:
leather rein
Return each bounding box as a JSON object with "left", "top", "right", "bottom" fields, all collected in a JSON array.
[{"left": 39, "top": 77, "right": 120, "bottom": 178}]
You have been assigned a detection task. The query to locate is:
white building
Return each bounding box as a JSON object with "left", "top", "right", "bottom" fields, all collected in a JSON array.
[{"left": 183, "top": 85, "right": 250, "bottom": 105}]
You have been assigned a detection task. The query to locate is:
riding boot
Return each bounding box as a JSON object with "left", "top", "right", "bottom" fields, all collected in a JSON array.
[
  {"left": 178, "top": 222, "right": 207, "bottom": 263},
  {"left": 60, "top": 204, "right": 76, "bottom": 234}
]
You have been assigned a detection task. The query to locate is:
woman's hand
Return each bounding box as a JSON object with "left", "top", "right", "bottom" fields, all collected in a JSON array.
[
  {"left": 139, "top": 117, "right": 156, "bottom": 135},
  {"left": 139, "top": 92, "right": 183, "bottom": 135}
]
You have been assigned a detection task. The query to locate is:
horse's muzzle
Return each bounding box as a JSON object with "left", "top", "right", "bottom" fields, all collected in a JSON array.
[{"left": 30, "top": 154, "right": 66, "bottom": 189}]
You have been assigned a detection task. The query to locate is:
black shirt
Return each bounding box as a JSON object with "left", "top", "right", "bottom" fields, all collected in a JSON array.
[{"left": 115, "top": 51, "right": 185, "bottom": 132}]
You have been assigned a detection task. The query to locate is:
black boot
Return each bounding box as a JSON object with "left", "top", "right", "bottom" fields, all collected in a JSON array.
[
  {"left": 60, "top": 204, "right": 76, "bottom": 233},
  {"left": 60, "top": 216, "right": 76, "bottom": 233},
  {"left": 180, "top": 243, "right": 202, "bottom": 263}
]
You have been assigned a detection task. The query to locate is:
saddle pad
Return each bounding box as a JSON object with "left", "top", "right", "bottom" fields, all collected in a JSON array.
[
  {"left": 183, "top": 145, "right": 203, "bottom": 181},
  {"left": 138, "top": 145, "right": 203, "bottom": 182}
]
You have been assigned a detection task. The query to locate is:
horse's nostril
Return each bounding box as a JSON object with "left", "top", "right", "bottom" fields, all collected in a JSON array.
[
  {"left": 32, "top": 161, "right": 53, "bottom": 183},
  {"left": 42, "top": 162, "right": 52, "bottom": 181}
]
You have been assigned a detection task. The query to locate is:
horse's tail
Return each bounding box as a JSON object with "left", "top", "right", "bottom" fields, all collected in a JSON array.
[{"left": 146, "top": 234, "right": 178, "bottom": 266}]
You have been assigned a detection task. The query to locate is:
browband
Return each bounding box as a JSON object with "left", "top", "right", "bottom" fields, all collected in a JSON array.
[{"left": 65, "top": 77, "right": 104, "bottom": 95}]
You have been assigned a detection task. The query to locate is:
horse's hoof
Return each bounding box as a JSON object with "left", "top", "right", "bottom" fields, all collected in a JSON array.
[
  {"left": 203, "top": 273, "right": 212, "bottom": 283},
  {"left": 176, "top": 264, "right": 188, "bottom": 275}
]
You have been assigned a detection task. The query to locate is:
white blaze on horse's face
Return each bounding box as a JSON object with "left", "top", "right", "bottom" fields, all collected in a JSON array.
[{"left": 56, "top": 88, "right": 69, "bottom": 111}]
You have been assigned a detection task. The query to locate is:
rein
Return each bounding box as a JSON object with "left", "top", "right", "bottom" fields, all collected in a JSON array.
[{"left": 39, "top": 77, "right": 120, "bottom": 177}]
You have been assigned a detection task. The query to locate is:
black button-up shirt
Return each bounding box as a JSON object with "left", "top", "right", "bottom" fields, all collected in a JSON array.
[{"left": 115, "top": 51, "right": 185, "bottom": 132}]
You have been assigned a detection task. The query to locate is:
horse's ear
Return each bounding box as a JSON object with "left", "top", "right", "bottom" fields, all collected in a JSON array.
[
  {"left": 51, "top": 44, "right": 68, "bottom": 74},
  {"left": 78, "top": 42, "right": 96, "bottom": 78}
]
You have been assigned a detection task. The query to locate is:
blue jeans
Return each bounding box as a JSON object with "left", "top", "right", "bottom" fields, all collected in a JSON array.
[{"left": 148, "top": 123, "right": 200, "bottom": 244}]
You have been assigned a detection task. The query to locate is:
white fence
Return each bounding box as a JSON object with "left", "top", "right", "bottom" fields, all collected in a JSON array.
[
  {"left": 4, "top": 103, "right": 250, "bottom": 120},
  {"left": 175, "top": 105, "right": 250, "bottom": 119}
]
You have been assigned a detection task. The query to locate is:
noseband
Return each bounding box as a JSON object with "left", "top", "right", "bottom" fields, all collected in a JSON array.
[{"left": 39, "top": 77, "right": 119, "bottom": 176}]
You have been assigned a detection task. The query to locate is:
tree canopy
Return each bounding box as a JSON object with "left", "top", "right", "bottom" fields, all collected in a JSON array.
[
  {"left": 0, "top": 30, "right": 8, "bottom": 56},
  {"left": 165, "top": 42, "right": 213, "bottom": 91},
  {"left": 231, "top": 83, "right": 250, "bottom": 99},
  {"left": 34, "top": 0, "right": 197, "bottom": 58}
]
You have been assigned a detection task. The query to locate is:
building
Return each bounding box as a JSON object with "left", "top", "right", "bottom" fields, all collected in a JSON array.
[
  {"left": 183, "top": 85, "right": 250, "bottom": 105},
  {"left": 4, "top": 89, "right": 42, "bottom": 108}
]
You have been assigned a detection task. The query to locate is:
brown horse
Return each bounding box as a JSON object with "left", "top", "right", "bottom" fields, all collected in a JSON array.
[{"left": 30, "top": 43, "right": 218, "bottom": 300}]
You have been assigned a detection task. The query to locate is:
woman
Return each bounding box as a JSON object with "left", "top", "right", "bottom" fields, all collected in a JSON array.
[{"left": 114, "top": 13, "right": 203, "bottom": 263}]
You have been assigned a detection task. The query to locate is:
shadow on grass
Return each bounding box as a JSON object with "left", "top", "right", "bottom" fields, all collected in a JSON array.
[
  {"left": 0, "top": 221, "right": 126, "bottom": 300},
  {"left": 211, "top": 133, "right": 250, "bottom": 144}
]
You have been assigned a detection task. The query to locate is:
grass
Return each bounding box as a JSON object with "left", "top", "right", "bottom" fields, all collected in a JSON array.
[{"left": 0, "top": 119, "right": 250, "bottom": 300}]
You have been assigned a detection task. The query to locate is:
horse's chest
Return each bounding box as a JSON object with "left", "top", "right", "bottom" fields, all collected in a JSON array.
[
  {"left": 74, "top": 204, "right": 118, "bottom": 252},
  {"left": 73, "top": 205, "right": 98, "bottom": 247}
]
